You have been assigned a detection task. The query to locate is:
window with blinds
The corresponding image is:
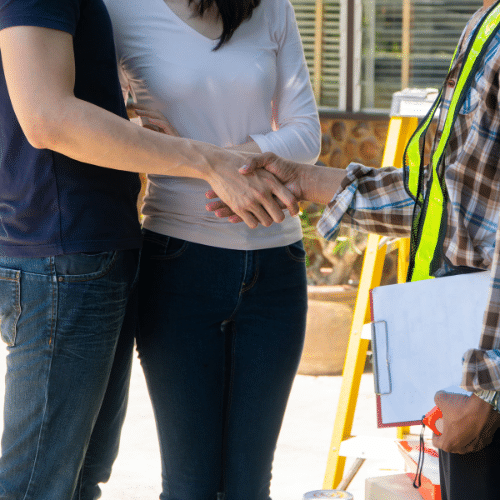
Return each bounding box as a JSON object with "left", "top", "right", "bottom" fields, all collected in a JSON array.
[
  {"left": 360, "top": 0, "right": 478, "bottom": 111},
  {"left": 290, "top": 0, "right": 342, "bottom": 108},
  {"left": 290, "top": 0, "right": 478, "bottom": 113}
]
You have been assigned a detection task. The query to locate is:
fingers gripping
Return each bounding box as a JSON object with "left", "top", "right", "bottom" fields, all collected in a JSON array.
[{"left": 239, "top": 152, "right": 279, "bottom": 175}]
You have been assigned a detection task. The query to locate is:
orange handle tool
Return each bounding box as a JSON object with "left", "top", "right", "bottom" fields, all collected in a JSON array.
[{"left": 423, "top": 406, "right": 443, "bottom": 435}]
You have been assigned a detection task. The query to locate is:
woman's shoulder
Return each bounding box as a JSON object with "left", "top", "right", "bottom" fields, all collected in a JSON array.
[
  {"left": 255, "top": 0, "right": 296, "bottom": 33},
  {"left": 258, "top": 0, "right": 295, "bottom": 16}
]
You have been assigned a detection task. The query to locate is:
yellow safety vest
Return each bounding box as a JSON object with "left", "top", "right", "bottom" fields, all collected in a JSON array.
[{"left": 404, "top": 1, "right": 500, "bottom": 282}]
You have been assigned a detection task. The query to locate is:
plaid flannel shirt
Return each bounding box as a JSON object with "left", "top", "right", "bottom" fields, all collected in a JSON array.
[{"left": 318, "top": 7, "right": 500, "bottom": 394}]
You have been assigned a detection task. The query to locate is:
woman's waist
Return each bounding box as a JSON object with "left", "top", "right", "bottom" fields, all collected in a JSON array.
[{"left": 142, "top": 205, "right": 301, "bottom": 252}]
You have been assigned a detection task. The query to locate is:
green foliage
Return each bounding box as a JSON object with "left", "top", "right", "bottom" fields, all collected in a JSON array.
[{"left": 299, "top": 209, "right": 323, "bottom": 241}]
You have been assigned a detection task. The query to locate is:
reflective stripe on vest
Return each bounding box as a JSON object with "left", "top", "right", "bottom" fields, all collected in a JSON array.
[{"left": 403, "top": 1, "right": 500, "bottom": 282}]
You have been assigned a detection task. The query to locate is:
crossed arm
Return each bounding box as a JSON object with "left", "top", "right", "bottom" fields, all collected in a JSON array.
[{"left": 0, "top": 25, "right": 297, "bottom": 228}]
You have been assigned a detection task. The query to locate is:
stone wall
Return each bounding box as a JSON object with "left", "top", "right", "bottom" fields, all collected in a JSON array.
[{"left": 318, "top": 115, "right": 390, "bottom": 169}]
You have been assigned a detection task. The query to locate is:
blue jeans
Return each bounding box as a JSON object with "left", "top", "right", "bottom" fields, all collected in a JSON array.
[
  {"left": 0, "top": 249, "right": 139, "bottom": 500},
  {"left": 137, "top": 231, "right": 308, "bottom": 500}
]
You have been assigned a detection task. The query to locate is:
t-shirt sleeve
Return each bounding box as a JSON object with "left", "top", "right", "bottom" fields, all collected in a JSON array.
[
  {"left": 0, "top": 0, "right": 79, "bottom": 35},
  {"left": 250, "top": 0, "right": 320, "bottom": 164}
]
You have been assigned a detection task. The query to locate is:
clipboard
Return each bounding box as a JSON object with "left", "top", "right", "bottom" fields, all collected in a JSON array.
[{"left": 369, "top": 270, "right": 490, "bottom": 427}]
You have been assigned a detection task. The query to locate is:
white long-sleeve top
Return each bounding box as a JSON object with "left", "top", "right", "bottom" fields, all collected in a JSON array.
[{"left": 105, "top": 0, "right": 321, "bottom": 249}]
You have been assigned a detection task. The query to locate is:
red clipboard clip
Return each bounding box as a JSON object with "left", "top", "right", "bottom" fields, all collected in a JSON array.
[{"left": 423, "top": 406, "right": 443, "bottom": 435}]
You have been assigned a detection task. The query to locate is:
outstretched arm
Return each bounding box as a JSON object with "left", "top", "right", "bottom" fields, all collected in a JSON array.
[
  {"left": 206, "top": 152, "right": 345, "bottom": 221},
  {"left": 0, "top": 26, "right": 297, "bottom": 228},
  {"left": 239, "top": 153, "right": 346, "bottom": 204},
  {"left": 207, "top": 153, "right": 414, "bottom": 242}
]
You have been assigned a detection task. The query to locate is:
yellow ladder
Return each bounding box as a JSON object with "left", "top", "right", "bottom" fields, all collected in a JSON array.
[{"left": 323, "top": 116, "right": 419, "bottom": 489}]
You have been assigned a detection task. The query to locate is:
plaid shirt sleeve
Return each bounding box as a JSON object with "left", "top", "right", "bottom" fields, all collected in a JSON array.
[
  {"left": 461, "top": 209, "right": 500, "bottom": 392},
  {"left": 317, "top": 162, "right": 414, "bottom": 241}
]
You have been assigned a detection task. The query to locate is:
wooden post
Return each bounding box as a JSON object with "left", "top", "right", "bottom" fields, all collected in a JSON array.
[
  {"left": 313, "top": 0, "right": 324, "bottom": 101},
  {"left": 402, "top": 0, "right": 411, "bottom": 88}
]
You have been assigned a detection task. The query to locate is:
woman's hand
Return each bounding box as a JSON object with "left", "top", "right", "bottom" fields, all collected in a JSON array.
[
  {"left": 205, "top": 152, "right": 299, "bottom": 228},
  {"left": 129, "top": 107, "right": 297, "bottom": 227},
  {"left": 206, "top": 152, "right": 303, "bottom": 223},
  {"left": 131, "top": 105, "right": 180, "bottom": 137}
]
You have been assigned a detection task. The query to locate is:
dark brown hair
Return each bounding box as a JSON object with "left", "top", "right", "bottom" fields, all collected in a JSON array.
[{"left": 189, "top": 0, "right": 261, "bottom": 50}]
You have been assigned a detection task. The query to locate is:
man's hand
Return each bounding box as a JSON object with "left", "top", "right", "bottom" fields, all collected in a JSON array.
[
  {"left": 240, "top": 152, "right": 304, "bottom": 199},
  {"left": 206, "top": 152, "right": 346, "bottom": 223},
  {"left": 240, "top": 153, "right": 303, "bottom": 201},
  {"left": 205, "top": 154, "right": 299, "bottom": 228},
  {"left": 206, "top": 152, "right": 303, "bottom": 223},
  {"left": 432, "top": 391, "right": 500, "bottom": 454}
]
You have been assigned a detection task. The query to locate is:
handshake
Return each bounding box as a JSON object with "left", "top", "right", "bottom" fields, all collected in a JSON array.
[{"left": 204, "top": 152, "right": 345, "bottom": 227}]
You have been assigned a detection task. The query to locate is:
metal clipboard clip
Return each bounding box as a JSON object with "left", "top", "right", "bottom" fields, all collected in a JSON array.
[{"left": 371, "top": 321, "right": 392, "bottom": 395}]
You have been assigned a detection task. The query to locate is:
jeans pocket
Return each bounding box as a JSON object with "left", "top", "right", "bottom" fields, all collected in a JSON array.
[
  {"left": 285, "top": 240, "right": 307, "bottom": 263},
  {"left": 0, "top": 268, "right": 21, "bottom": 346},
  {"left": 55, "top": 251, "right": 118, "bottom": 282}
]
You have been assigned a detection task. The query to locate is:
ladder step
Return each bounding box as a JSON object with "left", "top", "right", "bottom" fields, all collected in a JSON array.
[{"left": 339, "top": 436, "right": 403, "bottom": 461}]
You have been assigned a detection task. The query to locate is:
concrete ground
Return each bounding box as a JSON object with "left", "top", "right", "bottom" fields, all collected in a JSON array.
[{"left": 98, "top": 354, "right": 417, "bottom": 500}]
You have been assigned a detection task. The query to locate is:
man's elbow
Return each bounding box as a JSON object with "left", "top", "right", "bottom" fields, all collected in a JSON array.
[
  {"left": 23, "top": 123, "right": 50, "bottom": 150},
  {"left": 20, "top": 112, "right": 61, "bottom": 150}
]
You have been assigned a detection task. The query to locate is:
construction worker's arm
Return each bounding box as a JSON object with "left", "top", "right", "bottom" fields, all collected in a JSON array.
[
  {"left": 431, "top": 391, "right": 500, "bottom": 454},
  {"left": 436, "top": 209, "right": 500, "bottom": 453},
  {"left": 207, "top": 152, "right": 413, "bottom": 241}
]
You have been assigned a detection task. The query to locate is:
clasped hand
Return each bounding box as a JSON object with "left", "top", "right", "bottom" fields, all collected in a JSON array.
[
  {"left": 132, "top": 106, "right": 298, "bottom": 229},
  {"left": 431, "top": 391, "right": 500, "bottom": 454},
  {"left": 206, "top": 152, "right": 303, "bottom": 224}
]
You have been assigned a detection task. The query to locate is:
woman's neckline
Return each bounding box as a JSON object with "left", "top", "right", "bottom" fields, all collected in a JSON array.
[{"left": 159, "top": 0, "right": 222, "bottom": 43}]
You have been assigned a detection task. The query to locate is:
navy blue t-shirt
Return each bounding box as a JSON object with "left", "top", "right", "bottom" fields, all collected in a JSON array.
[{"left": 0, "top": 0, "right": 142, "bottom": 257}]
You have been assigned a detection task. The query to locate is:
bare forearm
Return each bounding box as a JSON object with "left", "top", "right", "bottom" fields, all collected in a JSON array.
[
  {"left": 36, "top": 95, "right": 233, "bottom": 181},
  {"left": 0, "top": 26, "right": 235, "bottom": 181},
  {"left": 0, "top": 24, "right": 299, "bottom": 229},
  {"left": 298, "top": 164, "right": 345, "bottom": 204},
  {"left": 225, "top": 139, "right": 262, "bottom": 154}
]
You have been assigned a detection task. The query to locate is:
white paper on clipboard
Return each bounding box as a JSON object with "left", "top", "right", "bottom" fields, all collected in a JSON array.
[{"left": 369, "top": 271, "right": 489, "bottom": 428}]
